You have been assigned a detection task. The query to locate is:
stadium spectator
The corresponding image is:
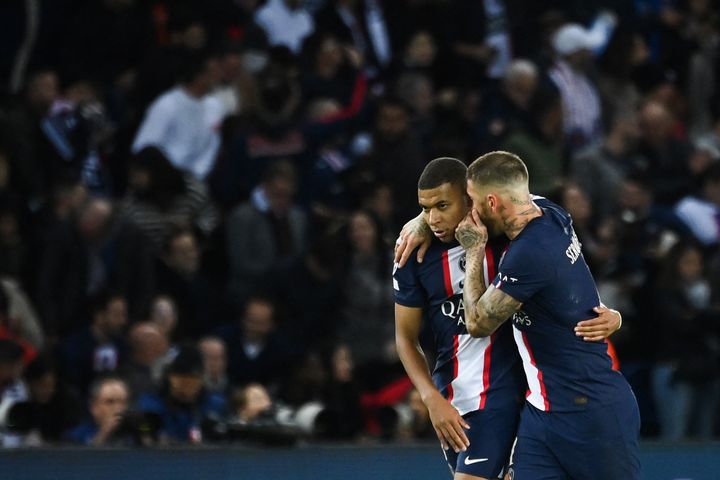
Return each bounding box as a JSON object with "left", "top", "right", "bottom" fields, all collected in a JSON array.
[
  {"left": 549, "top": 22, "right": 607, "bottom": 151},
  {"left": 337, "top": 210, "right": 394, "bottom": 365},
  {"left": 57, "top": 291, "right": 128, "bottom": 394},
  {"left": 215, "top": 296, "right": 297, "bottom": 389},
  {"left": 120, "top": 322, "right": 170, "bottom": 398},
  {"left": 633, "top": 100, "right": 694, "bottom": 204},
  {"left": 198, "top": 336, "right": 229, "bottom": 395},
  {"left": 255, "top": 0, "right": 314, "bottom": 55},
  {"left": 356, "top": 97, "right": 425, "bottom": 223},
  {"left": 22, "top": 354, "right": 82, "bottom": 444},
  {"left": 651, "top": 241, "right": 720, "bottom": 440},
  {"left": 35, "top": 197, "right": 154, "bottom": 337},
  {"left": 120, "top": 147, "right": 219, "bottom": 251},
  {"left": 225, "top": 160, "right": 307, "bottom": 305},
  {"left": 501, "top": 87, "right": 565, "bottom": 198},
  {"left": 155, "top": 228, "right": 218, "bottom": 341},
  {"left": 314, "top": 0, "right": 392, "bottom": 79},
  {"left": 475, "top": 59, "right": 539, "bottom": 151},
  {"left": 571, "top": 113, "right": 641, "bottom": 217},
  {"left": 136, "top": 346, "right": 226, "bottom": 444},
  {"left": 148, "top": 295, "right": 179, "bottom": 341},
  {"left": 65, "top": 376, "right": 133, "bottom": 446},
  {"left": 674, "top": 162, "right": 720, "bottom": 247},
  {"left": 132, "top": 52, "right": 225, "bottom": 180},
  {"left": 0, "top": 281, "right": 38, "bottom": 363}
]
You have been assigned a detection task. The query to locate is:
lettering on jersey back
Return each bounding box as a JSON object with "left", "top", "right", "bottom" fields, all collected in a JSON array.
[{"left": 565, "top": 230, "right": 582, "bottom": 264}]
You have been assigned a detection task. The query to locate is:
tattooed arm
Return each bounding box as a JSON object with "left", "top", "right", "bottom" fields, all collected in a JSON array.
[
  {"left": 467, "top": 286, "right": 523, "bottom": 337},
  {"left": 456, "top": 210, "right": 491, "bottom": 337},
  {"left": 394, "top": 212, "right": 433, "bottom": 267},
  {"left": 458, "top": 209, "right": 523, "bottom": 337}
]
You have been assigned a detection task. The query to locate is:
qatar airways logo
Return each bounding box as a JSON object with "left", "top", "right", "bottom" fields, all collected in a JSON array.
[{"left": 441, "top": 297, "right": 466, "bottom": 327}]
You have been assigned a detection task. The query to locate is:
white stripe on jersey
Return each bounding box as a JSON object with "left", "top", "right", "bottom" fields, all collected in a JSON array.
[
  {"left": 513, "top": 326, "right": 549, "bottom": 411},
  {"left": 450, "top": 334, "right": 492, "bottom": 415},
  {"left": 445, "top": 245, "right": 465, "bottom": 295}
]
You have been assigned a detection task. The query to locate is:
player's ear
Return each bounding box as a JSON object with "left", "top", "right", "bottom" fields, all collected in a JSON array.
[{"left": 487, "top": 194, "right": 497, "bottom": 212}]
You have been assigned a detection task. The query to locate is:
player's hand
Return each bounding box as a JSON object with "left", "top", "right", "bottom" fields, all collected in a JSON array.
[
  {"left": 575, "top": 306, "right": 622, "bottom": 341},
  {"left": 455, "top": 209, "right": 488, "bottom": 251},
  {"left": 425, "top": 393, "right": 470, "bottom": 453},
  {"left": 394, "top": 215, "right": 432, "bottom": 267}
]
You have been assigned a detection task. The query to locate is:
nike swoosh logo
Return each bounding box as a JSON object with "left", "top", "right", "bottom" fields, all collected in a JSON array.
[{"left": 464, "top": 457, "right": 489, "bottom": 465}]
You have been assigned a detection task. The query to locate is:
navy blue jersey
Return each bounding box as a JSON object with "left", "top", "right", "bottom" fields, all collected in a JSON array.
[
  {"left": 394, "top": 237, "right": 525, "bottom": 415},
  {"left": 494, "top": 197, "right": 634, "bottom": 412}
]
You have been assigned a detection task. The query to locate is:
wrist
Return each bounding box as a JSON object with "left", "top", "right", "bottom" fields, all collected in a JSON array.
[{"left": 420, "top": 389, "right": 443, "bottom": 405}]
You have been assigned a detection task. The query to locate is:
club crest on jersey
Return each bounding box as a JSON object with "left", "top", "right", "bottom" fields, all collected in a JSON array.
[{"left": 459, "top": 254, "right": 466, "bottom": 272}]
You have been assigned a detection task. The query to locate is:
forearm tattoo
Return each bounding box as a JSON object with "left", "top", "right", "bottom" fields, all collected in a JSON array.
[
  {"left": 462, "top": 246, "right": 488, "bottom": 334},
  {"left": 411, "top": 216, "right": 432, "bottom": 240},
  {"left": 470, "top": 287, "right": 522, "bottom": 336}
]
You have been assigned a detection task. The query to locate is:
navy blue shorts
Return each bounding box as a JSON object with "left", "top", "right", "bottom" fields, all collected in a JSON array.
[
  {"left": 443, "top": 406, "right": 519, "bottom": 478},
  {"left": 509, "top": 397, "right": 641, "bottom": 479}
]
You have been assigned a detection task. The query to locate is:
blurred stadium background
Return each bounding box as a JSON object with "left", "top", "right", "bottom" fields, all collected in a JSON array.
[{"left": 1, "top": 0, "right": 720, "bottom": 478}]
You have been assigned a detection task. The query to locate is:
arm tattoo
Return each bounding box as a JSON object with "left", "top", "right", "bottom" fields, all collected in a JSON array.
[
  {"left": 410, "top": 216, "right": 432, "bottom": 239},
  {"left": 467, "top": 286, "right": 522, "bottom": 337},
  {"left": 456, "top": 225, "right": 487, "bottom": 250}
]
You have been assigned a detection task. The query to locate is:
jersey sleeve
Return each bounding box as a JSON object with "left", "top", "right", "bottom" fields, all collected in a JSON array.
[
  {"left": 393, "top": 259, "right": 426, "bottom": 307},
  {"left": 492, "top": 237, "right": 554, "bottom": 303}
]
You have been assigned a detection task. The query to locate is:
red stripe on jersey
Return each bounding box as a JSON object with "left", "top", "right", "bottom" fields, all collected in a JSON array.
[
  {"left": 441, "top": 250, "right": 453, "bottom": 297},
  {"left": 478, "top": 331, "right": 495, "bottom": 409},
  {"left": 447, "top": 335, "right": 459, "bottom": 402},
  {"left": 485, "top": 245, "right": 496, "bottom": 284},
  {"left": 605, "top": 339, "right": 620, "bottom": 371},
  {"left": 521, "top": 331, "right": 550, "bottom": 411}
]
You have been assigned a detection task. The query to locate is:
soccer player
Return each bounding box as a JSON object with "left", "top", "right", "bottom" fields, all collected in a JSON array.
[
  {"left": 456, "top": 151, "right": 640, "bottom": 479},
  {"left": 393, "top": 157, "right": 621, "bottom": 480}
]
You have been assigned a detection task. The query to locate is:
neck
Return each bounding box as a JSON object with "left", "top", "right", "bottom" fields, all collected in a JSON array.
[{"left": 500, "top": 194, "right": 542, "bottom": 240}]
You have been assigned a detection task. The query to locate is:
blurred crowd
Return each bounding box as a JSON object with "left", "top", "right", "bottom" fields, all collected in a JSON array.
[{"left": 0, "top": 0, "right": 719, "bottom": 446}]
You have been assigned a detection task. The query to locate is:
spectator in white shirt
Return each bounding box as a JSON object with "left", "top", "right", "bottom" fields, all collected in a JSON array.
[
  {"left": 549, "top": 19, "right": 614, "bottom": 152},
  {"left": 675, "top": 162, "right": 720, "bottom": 247},
  {"left": 132, "top": 53, "right": 225, "bottom": 180},
  {"left": 255, "top": 0, "right": 315, "bottom": 55}
]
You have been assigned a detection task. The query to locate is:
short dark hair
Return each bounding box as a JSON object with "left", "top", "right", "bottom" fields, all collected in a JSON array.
[
  {"left": 418, "top": 157, "right": 467, "bottom": 191},
  {"left": 467, "top": 151, "right": 528, "bottom": 188}
]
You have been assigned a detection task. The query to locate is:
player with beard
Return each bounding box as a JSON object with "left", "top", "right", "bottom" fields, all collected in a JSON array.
[{"left": 393, "top": 157, "right": 620, "bottom": 479}]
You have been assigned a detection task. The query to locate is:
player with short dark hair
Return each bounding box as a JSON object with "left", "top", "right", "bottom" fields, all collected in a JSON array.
[
  {"left": 457, "top": 150, "right": 640, "bottom": 479},
  {"left": 394, "top": 157, "right": 621, "bottom": 479}
]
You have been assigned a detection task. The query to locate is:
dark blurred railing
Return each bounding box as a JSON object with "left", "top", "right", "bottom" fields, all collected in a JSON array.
[{"left": 1, "top": 441, "right": 718, "bottom": 480}]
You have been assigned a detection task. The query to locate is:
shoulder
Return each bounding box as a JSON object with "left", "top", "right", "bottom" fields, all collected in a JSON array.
[
  {"left": 65, "top": 422, "right": 97, "bottom": 444},
  {"left": 675, "top": 196, "right": 712, "bottom": 216},
  {"left": 136, "top": 393, "right": 165, "bottom": 413}
]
